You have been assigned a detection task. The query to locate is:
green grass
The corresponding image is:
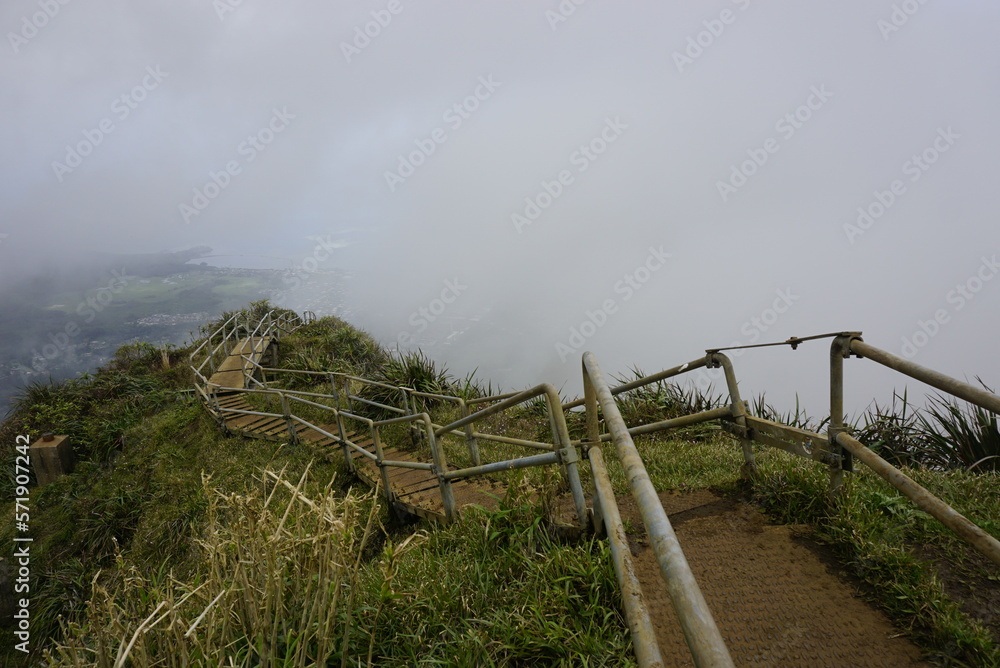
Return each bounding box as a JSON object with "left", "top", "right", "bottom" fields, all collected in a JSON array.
[{"left": 3, "top": 303, "right": 999, "bottom": 666}]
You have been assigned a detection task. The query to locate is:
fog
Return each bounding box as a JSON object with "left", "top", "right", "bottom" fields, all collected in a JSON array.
[{"left": 3, "top": 1, "right": 999, "bottom": 418}]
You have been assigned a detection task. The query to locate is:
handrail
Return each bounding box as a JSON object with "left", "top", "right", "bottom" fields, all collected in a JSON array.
[
  {"left": 563, "top": 356, "right": 710, "bottom": 411},
  {"left": 837, "top": 432, "right": 1000, "bottom": 566},
  {"left": 849, "top": 339, "right": 1000, "bottom": 414},
  {"left": 188, "top": 310, "right": 1000, "bottom": 666},
  {"left": 582, "top": 352, "right": 734, "bottom": 668}
]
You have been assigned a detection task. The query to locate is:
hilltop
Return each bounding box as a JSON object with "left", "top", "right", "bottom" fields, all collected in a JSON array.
[{"left": 1, "top": 302, "right": 998, "bottom": 666}]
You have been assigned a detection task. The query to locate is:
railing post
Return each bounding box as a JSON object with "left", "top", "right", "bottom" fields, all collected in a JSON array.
[
  {"left": 425, "top": 415, "right": 457, "bottom": 521},
  {"left": 328, "top": 373, "right": 340, "bottom": 405},
  {"left": 211, "top": 387, "right": 224, "bottom": 426},
  {"left": 828, "top": 335, "right": 858, "bottom": 498},
  {"left": 708, "top": 353, "right": 756, "bottom": 479},
  {"left": 343, "top": 377, "right": 354, "bottom": 414},
  {"left": 371, "top": 425, "right": 394, "bottom": 507},
  {"left": 336, "top": 409, "right": 353, "bottom": 474},
  {"left": 583, "top": 369, "right": 603, "bottom": 535},
  {"left": 279, "top": 392, "right": 298, "bottom": 445},
  {"left": 459, "top": 398, "right": 481, "bottom": 467},
  {"left": 545, "top": 386, "right": 588, "bottom": 528}
]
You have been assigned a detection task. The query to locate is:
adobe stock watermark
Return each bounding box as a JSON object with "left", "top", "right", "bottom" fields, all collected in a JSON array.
[
  {"left": 689, "top": 287, "right": 800, "bottom": 393},
  {"left": 26, "top": 268, "right": 135, "bottom": 373},
  {"left": 842, "top": 126, "right": 958, "bottom": 245},
  {"left": 341, "top": 0, "right": 406, "bottom": 63},
  {"left": 555, "top": 245, "right": 671, "bottom": 362},
  {"left": 716, "top": 85, "right": 833, "bottom": 203},
  {"left": 271, "top": 235, "right": 347, "bottom": 304},
  {"left": 51, "top": 65, "right": 168, "bottom": 183},
  {"left": 384, "top": 75, "right": 501, "bottom": 192},
  {"left": 213, "top": 0, "right": 248, "bottom": 21},
  {"left": 900, "top": 254, "right": 998, "bottom": 359},
  {"left": 672, "top": 0, "right": 753, "bottom": 73},
  {"left": 545, "top": 0, "right": 591, "bottom": 31},
  {"left": 0, "top": 232, "right": 8, "bottom": 247},
  {"left": 396, "top": 278, "right": 468, "bottom": 346},
  {"left": 877, "top": 0, "right": 931, "bottom": 41},
  {"left": 179, "top": 106, "right": 294, "bottom": 224},
  {"left": 511, "top": 117, "right": 628, "bottom": 234},
  {"left": 7, "top": 0, "right": 73, "bottom": 54}
]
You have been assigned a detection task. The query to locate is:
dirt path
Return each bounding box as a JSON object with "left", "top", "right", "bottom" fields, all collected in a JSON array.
[{"left": 616, "top": 489, "right": 928, "bottom": 666}]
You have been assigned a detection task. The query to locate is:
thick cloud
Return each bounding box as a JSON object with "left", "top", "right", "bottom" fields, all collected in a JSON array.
[{"left": 2, "top": 0, "right": 998, "bottom": 415}]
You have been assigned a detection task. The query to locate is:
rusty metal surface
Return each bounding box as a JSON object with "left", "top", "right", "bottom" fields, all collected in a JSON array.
[{"left": 736, "top": 415, "right": 828, "bottom": 461}]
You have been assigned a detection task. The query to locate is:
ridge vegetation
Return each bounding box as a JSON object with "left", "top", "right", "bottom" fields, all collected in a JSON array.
[{"left": 1, "top": 301, "right": 997, "bottom": 666}]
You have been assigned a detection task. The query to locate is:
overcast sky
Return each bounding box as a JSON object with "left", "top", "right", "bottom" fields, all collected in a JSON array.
[{"left": 3, "top": 0, "right": 999, "bottom": 417}]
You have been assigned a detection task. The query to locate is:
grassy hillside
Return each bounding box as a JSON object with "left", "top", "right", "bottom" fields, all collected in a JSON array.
[{"left": 1, "top": 304, "right": 998, "bottom": 666}]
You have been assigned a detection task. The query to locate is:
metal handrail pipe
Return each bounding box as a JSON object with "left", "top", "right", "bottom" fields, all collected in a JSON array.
[
  {"left": 564, "top": 356, "right": 709, "bottom": 410},
  {"left": 407, "top": 389, "right": 463, "bottom": 403},
  {"left": 469, "top": 432, "right": 555, "bottom": 451},
  {"left": 583, "top": 352, "right": 733, "bottom": 668},
  {"left": 287, "top": 416, "right": 353, "bottom": 451},
  {"left": 240, "top": 354, "right": 264, "bottom": 369},
  {"left": 849, "top": 340, "right": 1000, "bottom": 414},
  {"left": 588, "top": 444, "right": 665, "bottom": 667},
  {"left": 284, "top": 394, "right": 339, "bottom": 412},
  {"left": 341, "top": 374, "right": 403, "bottom": 392},
  {"left": 373, "top": 411, "right": 435, "bottom": 428},
  {"left": 338, "top": 411, "right": 375, "bottom": 428},
  {"left": 434, "top": 384, "right": 552, "bottom": 437},
  {"left": 466, "top": 391, "right": 521, "bottom": 406},
  {"left": 836, "top": 432, "right": 1000, "bottom": 566},
  {"left": 346, "top": 394, "right": 408, "bottom": 414},
  {"left": 345, "top": 440, "right": 378, "bottom": 461},
  {"left": 595, "top": 406, "right": 735, "bottom": 442},
  {"left": 601, "top": 406, "right": 733, "bottom": 441},
  {"left": 291, "top": 414, "right": 378, "bottom": 461},
  {"left": 442, "top": 452, "right": 560, "bottom": 481},
  {"left": 219, "top": 408, "right": 284, "bottom": 419},
  {"left": 211, "top": 386, "right": 281, "bottom": 397},
  {"left": 274, "top": 387, "right": 339, "bottom": 401},
  {"left": 259, "top": 366, "right": 328, "bottom": 377},
  {"left": 429, "top": 421, "right": 551, "bottom": 451},
  {"left": 381, "top": 459, "right": 435, "bottom": 471}
]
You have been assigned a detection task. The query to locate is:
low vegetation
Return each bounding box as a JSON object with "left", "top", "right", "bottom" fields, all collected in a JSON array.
[{"left": 0, "top": 301, "right": 997, "bottom": 666}]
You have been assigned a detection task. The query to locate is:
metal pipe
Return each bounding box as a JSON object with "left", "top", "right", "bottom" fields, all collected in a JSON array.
[
  {"left": 564, "top": 356, "right": 709, "bottom": 410},
  {"left": 380, "top": 460, "right": 435, "bottom": 471},
  {"left": 434, "top": 384, "right": 551, "bottom": 436},
  {"left": 588, "top": 445, "right": 665, "bottom": 668},
  {"left": 443, "top": 452, "right": 560, "bottom": 481},
  {"left": 424, "top": 413, "right": 457, "bottom": 520},
  {"left": 468, "top": 432, "right": 555, "bottom": 451},
  {"left": 372, "top": 426, "right": 394, "bottom": 506},
  {"left": 466, "top": 391, "right": 522, "bottom": 406},
  {"left": 850, "top": 340, "right": 1000, "bottom": 414},
  {"left": 540, "top": 384, "right": 588, "bottom": 527},
  {"left": 597, "top": 405, "right": 733, "bottom": 441},
  {"left": 347, "top": 394, "right": 408, "bottom": 414},
  {"left": 216, "top": 408, "right": 283, "bottom": 419},
  {"left": 709, "top": 353, "right": 755, "bottom": 479},
  {"left": 583, "top": 352, "right": 733, "bottom": 668},
  {"left": 837, "top": 432, "right": 1000, "bottom": 566},
  {"left": 279, "top": 393, "right": 298, "bottom": 445},
  {"left": 461, "top": 400, "right": 481, "bottom": 466},
  {"left": 828, "top": 336, "right": 852, "bottom": 495}
]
